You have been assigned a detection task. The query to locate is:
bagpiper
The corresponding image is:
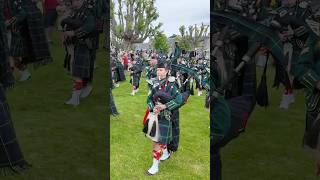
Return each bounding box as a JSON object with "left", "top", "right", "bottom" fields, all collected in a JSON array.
[
  {"left": 6, "top": 0, "right": 52, "bottom": 81},
  {"left": 0, "top": 1, "right": 31, "bottom": 174},
  {"left": 291, "top": 29, "right": 320, "bottom": 176},
  {"left": 145, "top": 55, "right": 157, "bottom": 91},
  {"left": 142, "top": 61, "right": 186, "bottom": 176},
  {"left": 129, "top": 55, "right": 142, "bottom": 96},
  {"left": 61, "top": 0, "right": 96, "bottom": 106}
]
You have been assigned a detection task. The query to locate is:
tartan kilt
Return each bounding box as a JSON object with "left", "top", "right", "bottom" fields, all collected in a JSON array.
[
  {"left": 303, "top": 92, "right": 320, "bottom": 150},
  {"left": 131, "top": 74, "right": 141, "bottom": 87},
  {"left": 72, "top": 43, "right": 92, "bottom": 79},
  {"left": 167, "top": 110, "right": 180, "bottom": 152},
  {"left": 0, "top": 84, "right": 30, "bottom": 173},
  {"left": 110, "top": 90, "right": 118, "bottom": 115},
  {"left": 158, "top": 113, "right": 172, "bottom": 145},
  {"left": 9, "top": 31, "right": 28, "bottom": 58}
]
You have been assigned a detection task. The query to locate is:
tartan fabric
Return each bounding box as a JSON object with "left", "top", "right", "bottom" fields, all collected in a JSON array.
[
  {"left": 8, "top": 0, "right": 52, "bottom": 67},
  {"left": 303, "top": 101, "right": 320, "bottom": 149},
  {"left": 84, "top": 47, "right": 96, "bottom": 83},
  {"left": 0, "top": 84, "right": 30, "bottom": 174},
  {"left": 158, "top": 113, "right": 172, "bottom": 145},
  {"left": 0, "top": 10, "right": 14, "bottom": 89},
  {"left": 63, "top": 3, "right": 96, "bottom": 79},
  {"left": 131, "top": 73, "right": 141, "bottom": 87},
  {"left": 110, "top": 89, "right": 118, "bottom": 116},
  {"left": 23, "top": 1, "right": 52, "bottom": 67},
  {"left": 130, "top": 64, "right": 142, "bottom": 87},
  {"left": 9, "top": 29, "right": 28, "bottom": 58},
  {"left": 0, "top": 5, "right": 30, "bottom": 174},
  {"left": 72, "top": 43, "right": 93, "bottom": 78},
  {"left": 146, "top": 77, "right": 184, "bottom": 147},
  {"left": 114, "top": 62, "right": 125, "bottom": 82},
  {"left": 167, "top": 110, "right": 179, "bottom": 152}
]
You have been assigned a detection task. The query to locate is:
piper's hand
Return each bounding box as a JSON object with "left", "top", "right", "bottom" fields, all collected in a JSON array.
[
  {"left": 156, "top": 104, "right": 167, "bottom": 111},
  {"left": 153, "top": 108, "right": 160, "bottom": 114}
]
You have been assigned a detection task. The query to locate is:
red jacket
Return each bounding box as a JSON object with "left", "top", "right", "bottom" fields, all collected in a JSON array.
[
  {"left": 44, "top": 0, "right": 59, "bottom": 10},
  {"left": 123, "top": 55, "right": 129, "bottom": 65}
]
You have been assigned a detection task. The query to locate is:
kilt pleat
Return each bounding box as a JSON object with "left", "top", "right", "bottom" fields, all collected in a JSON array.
[
  {"left": 158, "top": 114, "right": 172, "bottom": 145},
  {"left": 72, "top": 44, "right": 93, "bottom": 78}
]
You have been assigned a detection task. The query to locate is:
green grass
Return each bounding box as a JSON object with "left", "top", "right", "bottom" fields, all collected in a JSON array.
[
  {"left": 222, "top": 66, "right": 319, "bottom": 180},
  {"left": 3, "top": 33, "right": 107, "bottom": 180},
  {"left": 110, "top": 74, "right": 210, "bottom": 179}
]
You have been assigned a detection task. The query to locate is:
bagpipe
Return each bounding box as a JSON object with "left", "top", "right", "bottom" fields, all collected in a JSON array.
[
  {"left": 210, "top": 10, "right": 292, "bottom": 148},
  {"left": 142, "top": 84, "right": 190, "bottom": 141},
  {"left": 60, "top": 17, "right": 83, "bottom": 46},
  {"left": 129, "top": 64, "right": 142, "bottom": 75}
]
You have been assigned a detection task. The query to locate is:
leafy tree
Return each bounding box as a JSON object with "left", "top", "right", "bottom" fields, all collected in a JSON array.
[
  {"left": 111, "top": 0, "right": 162, "bottom": 50},
  {"left": 176, "top": 23, "right": 209, "bottom": 51},
  {"left": 153, "top": 32, "right": 170, "bottom": 54}
]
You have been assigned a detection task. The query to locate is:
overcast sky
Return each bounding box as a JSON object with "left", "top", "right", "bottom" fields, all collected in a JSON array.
[{"left": 155, "top": 0, "right": 210, "bottom": 37}]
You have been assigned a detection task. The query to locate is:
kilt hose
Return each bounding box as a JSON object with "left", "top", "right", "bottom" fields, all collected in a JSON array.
[{"left": 0, "top": 85, "right": 30, "bottom": 175}]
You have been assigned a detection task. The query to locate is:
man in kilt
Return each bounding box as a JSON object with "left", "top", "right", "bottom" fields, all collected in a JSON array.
[
  {"left": 195, "top": 58, "right": 206, "bottom": 96},
  {"left": 145, "top": 55, "right": 157, "bottom": 91},
  {"left": 0, "top": 2, "right": 31, "bottom": 175},
  {"left": 291, "top": 33, "right": 320, "bottom": 175},
  {"left": 79, "top": 0, "right": 107, "bottom": 98},
  {"left": 170, "top": 42, "right": 181, "bottom": 77},
  {"left": 143, "top": 61, "right": 185, "bottom": 175},
  {"left": 129, "top": 55, "right": 142, "bottom": 96},
  {"left": 109, "top": 57, "right": 118, "bottom": 116},
  {"left": 61, "top": 0, "right": 96, "bottom": 106},
  {"left": 6, "top": 0, "right": 52, "bottom": 81}
]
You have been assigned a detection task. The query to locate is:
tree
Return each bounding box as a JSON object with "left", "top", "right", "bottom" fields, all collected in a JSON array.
[
  {"left": 176, "top": 23, "right": 209, "bottom": 51},
  {"left": 152, "top": 32, "right": 170, "bottom": 54},
  {"left": 175, "top": 25, "right": 191, "bottom": 51},
  {"left": 111, "top": 0, "right": 162, "bottom": 50}
]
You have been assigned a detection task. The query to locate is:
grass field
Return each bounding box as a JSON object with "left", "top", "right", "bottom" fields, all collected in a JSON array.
[
  {"left": 222, "top": 66, "right": 319, "bottom": 180},
  {"left": 110, "top": 74, "right": 210, "bottom": 179},
  {"left": 2, "top": 33, "right": 107, "bottom": 180}
]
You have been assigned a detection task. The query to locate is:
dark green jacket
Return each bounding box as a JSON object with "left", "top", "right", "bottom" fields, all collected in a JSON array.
[{"left": 292, "top": 34, "right": 320, "bottom": 93}]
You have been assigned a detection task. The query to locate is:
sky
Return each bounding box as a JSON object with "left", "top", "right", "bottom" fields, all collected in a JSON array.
[
  {"left": 112, "top": 0, "right": 210, "bottom": 42},
  {"left": 154, "top": 0, "right": 210, "bottom": 37}
]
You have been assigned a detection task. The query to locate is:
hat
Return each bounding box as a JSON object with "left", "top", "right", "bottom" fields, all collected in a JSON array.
[{"left": 157, "top": 61, "right": 168, "bottom": 69}]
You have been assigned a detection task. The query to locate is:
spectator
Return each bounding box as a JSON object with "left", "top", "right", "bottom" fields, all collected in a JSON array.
[
  {"left": 43, "top": 0, "right": 59, "bottom": 43},
  {"left": 122, "top": 52, "right": 129, "bottom": 71}
]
